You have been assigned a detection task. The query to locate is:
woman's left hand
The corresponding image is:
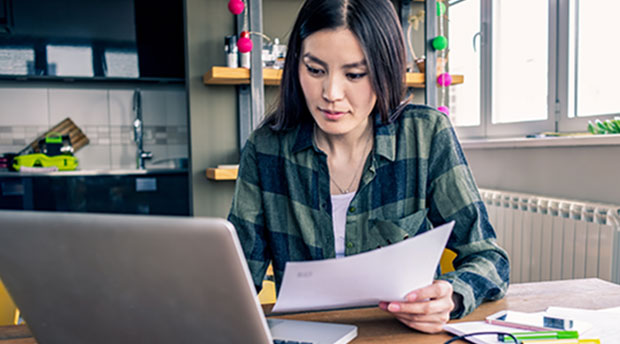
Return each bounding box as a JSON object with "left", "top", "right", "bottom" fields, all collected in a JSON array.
[{"left": 379, "top": 280, "right": 454, "bottom": 333}]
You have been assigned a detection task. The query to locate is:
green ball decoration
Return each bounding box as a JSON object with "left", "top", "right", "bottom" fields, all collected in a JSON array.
[
  {"left": 432, "top": 36, "right": 448, "bottom": 50},
  {"left": 437, "top": 1, "right": 446, "bottom": 16}
]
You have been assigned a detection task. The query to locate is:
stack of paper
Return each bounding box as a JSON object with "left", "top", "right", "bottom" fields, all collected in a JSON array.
[
  {"left": 444, "top": 307, "right": 620, "bottom": 344},
  {"left": 545, "top": 307, "right": 620, "bottom": 343}
]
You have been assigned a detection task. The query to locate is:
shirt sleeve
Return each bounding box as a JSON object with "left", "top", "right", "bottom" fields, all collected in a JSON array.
[
  {"left": 227, "top": 136, "right": 271, "bottom": 293},
  {"left": 425, "top": 115, "right": 510, "bottom": 319}
]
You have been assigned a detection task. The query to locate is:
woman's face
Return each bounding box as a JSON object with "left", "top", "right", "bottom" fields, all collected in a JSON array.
[{"left": 298, "top": 28, "right": 377, "bottom": 137}]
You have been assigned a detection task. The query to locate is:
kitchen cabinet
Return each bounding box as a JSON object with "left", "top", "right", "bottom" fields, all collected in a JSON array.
[{"left": 0, "top": 170, "right": 189, "bottom": 215}]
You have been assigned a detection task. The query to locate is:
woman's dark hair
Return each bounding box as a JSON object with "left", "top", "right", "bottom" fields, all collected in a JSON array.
[{"left": 264, "top": 0, "right": 408, "bottom": 130}]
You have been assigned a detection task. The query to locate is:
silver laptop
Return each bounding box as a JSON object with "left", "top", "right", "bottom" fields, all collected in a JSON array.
[{"left": 0, "top": 210, "right": 357, "bottom": 344}]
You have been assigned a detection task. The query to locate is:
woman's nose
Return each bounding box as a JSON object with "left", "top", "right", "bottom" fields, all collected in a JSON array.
[{"left": 322, "top": 75, "right": 345, "bottom": 102}]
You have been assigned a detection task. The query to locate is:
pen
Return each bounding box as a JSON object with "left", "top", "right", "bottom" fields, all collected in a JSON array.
[{"left": 498, "top": 331, "right": 579, "bottom": 342}]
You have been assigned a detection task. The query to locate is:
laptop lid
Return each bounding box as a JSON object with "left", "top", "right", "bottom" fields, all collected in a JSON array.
[{"left": 0, "top": 210, "right": 356, "bottom": 344}]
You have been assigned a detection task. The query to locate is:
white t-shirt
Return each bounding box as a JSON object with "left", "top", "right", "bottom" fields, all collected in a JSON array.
[{"left": 330, "top": 192, "right": 356, "bottom": 258}]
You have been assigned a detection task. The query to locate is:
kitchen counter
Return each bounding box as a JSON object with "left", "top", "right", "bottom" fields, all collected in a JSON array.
[{"left": 0, "top": 168, "right": 187, "bottom": 177}]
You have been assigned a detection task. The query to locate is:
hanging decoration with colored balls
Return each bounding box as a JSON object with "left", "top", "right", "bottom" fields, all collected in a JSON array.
[
  {"left": 432, "top": 35, "right": 448, "bottom": 51},
  {"left": 437, "top": 1, "right": 446, "bottom": 16},
  {"left": 437, "top": 72, "right": 452, "bottom": 87},
  {"left": 226, "top": 0, "right": 254, "bottom": 54},
  {"left": 226, "top": 0, "right": 271, "bottom": 56},
  {"left": 238, "top": 31, "right": 253, "bottom": 53},
  {"left": 437, "top": 106, "right": 450, "bottom": 116},
  {"left": 228, "top": 0, "right": 244, "bottom": 15},
  {"left": 434, "top": 0, "right": 450, "bottom": 117}
]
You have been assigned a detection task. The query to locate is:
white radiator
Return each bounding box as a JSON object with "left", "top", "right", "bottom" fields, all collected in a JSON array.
[{"left": 479, "top": 189, "right": 620, "bottom": 284}]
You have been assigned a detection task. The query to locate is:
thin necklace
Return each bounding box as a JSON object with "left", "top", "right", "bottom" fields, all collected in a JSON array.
[{"left": 313, "top": 125, "right": 373, "bottom": 194}]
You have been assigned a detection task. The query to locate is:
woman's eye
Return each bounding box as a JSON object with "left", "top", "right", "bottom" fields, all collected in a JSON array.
[
  {"left": 347, "top": 72, "right": 367, "bottom": 80},
  {"left": 305, "top": 64, "right": 324, "bottom": 76}
]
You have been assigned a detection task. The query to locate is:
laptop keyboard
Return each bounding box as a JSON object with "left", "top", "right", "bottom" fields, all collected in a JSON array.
[{"left": 273, "top": 340, "right": 314, "bottom": 344}]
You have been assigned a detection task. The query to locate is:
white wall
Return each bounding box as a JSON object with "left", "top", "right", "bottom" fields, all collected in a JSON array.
[
  {"left": 0, "top": 83, "right": 188, "bottom": 170},
  {"left": 463, "top": 144, "right": 620, "bottom": 205}
]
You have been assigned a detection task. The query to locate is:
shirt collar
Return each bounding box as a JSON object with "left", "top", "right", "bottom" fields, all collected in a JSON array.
[
  {"left": 291, "top": 120, "right": 315, "bottom": 153},
  {"left": 373, "top": 113, "right": 397, "bottom": 162},
  {"left": 291, "top": 113, "right": 397, "bottom": 162}
]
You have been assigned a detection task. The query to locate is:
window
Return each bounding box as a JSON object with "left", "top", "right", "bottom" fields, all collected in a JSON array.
[
  {"left": 449, "top": 0, "right": 620, "bottom": 139},
  {"left": 104, "top": 49, "right": 139, "bottom": 78},
  {"left": 448, "top": 0, "right": 480, "bottom": 127},
  {"left": 492, "top": 0, "right": 548, "bottom": 125},
  {"left": 46, "top": 45, "right": 93, "bottom": 77},
  {"left": 567, "top": 1, "right": 620, "bottom": 119},
  {"left": 0, "top": 47, "right": 34, "bottom": 75}
]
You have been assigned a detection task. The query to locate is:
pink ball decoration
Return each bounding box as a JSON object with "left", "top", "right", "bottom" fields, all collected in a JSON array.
[
  {"left": 437, "top": 72, "right": 452, "bottom": 87},
  {"left": 437, "top": 106, "right": 450, "bottom": 116},
  {"left": 228, "top": 0, "right": 244, "bottom": 15},
  {"left": 237, "top": 36, "right": 253, "bottom": 53}
]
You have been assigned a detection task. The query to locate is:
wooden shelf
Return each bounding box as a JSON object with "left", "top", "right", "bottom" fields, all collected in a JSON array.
[
  {"left": 203, "top": 67, "right": 282, "bottom": 86},
  {"left": 205, "top": 166, "right": 239, "bottom": 180},
  {"left": 405, "top": 73, "right": 464, "bottom": 88},
  {"left": 203, "top": 66, "right": 463, "bottom": 88}
]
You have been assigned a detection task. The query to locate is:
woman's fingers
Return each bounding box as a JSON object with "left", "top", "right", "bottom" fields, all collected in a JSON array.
[
  {"left": 388, "top": 294, "right": 454, "bottom": 315},
  {"left": 379, "top": 280, "right": 455, "bottom": 333},
  {"left": 405, "top": 280, "right": 453, "bottom": 301},
  {"left": 392, "top": 310, "right": 451, "bottom": 324},
  {"left": 394, "top": 316, "right": 447, "bottom": 334}
]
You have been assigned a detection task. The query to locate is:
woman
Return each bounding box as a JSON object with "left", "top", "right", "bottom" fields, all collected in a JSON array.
[{"left": 228, "top": 0, "right": 509, "bottom": 333}]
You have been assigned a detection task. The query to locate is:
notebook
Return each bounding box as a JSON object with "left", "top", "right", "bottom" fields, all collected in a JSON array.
[{"left": 0, "top": 210, "right": 357, "bottom": 344}]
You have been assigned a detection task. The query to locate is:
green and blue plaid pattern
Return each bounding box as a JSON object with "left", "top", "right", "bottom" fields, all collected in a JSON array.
[{"left": 228, "top": 104, "right": 509, "bottom": 318}]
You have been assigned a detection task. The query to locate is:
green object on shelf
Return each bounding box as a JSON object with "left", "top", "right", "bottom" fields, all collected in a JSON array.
[
  {"left": 587, "top": 118, "right": 620, "bottom": 134},
  {"left": 595, "top": 119, "right": 608, "bottom": 134},
  {"left": 432, "top": 35, "right": 448, "bottom": 50},
  {"left": 587, "top": 121, "right": 597, "bottom": 134},
  {"left": 607, "top": 119, "right": 620, "bottom": 133}
]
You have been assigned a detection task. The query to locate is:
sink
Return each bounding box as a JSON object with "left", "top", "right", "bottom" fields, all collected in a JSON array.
[{"left": 145, "top": 157, "right": 188, "bottom": 170}]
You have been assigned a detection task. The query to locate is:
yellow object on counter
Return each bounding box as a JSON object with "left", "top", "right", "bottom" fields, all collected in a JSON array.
[
  {"left": 0, "top": 279, "right": 18, "bottom": 326},
  {"left": 12, "top": 153, "right": 78, "bottom": 171}
]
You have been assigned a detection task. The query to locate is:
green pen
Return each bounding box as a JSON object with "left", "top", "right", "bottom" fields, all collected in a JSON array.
[{"left": 498, "top": 331, "right": 579, "bottom": 342}]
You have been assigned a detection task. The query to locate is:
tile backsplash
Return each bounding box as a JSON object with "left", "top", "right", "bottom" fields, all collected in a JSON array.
[{"left": 0, "top": 84, "right": 188, "bottom": 170}]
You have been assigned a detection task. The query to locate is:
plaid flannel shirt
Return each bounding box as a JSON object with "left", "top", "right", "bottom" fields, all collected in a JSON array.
[{"left": 228, "top": 104, "right": 510, "bottom": 318}]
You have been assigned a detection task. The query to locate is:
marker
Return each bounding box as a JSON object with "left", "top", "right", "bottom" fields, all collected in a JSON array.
[
  {"left": 499, "top": 331, "right": 579, "bottom": 342},
  {"left": 513, "top": 340, "right": 600, "bottom": 344}
]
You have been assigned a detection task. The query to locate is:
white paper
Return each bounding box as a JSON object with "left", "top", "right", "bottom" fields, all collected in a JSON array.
[
  {"left": 444, "top": 307, "right": 612, "bottom": 344},
  {"left": 271, "top": 221, "right": 454, "bottom": 313},
  {"left": 546, "top": 306, "right": 620, "bottom": 343},
  {"left": 601, "top": 306, "right": 620, "bottom": 314}
]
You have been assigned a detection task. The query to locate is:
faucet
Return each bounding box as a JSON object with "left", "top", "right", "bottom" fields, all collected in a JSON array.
[{"left": 132, "top": 89, "right": 152, "bottom": 169}]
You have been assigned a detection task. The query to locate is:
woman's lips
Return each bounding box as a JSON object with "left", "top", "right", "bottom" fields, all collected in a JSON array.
[{"left": 320, "top": 108, "right": 347, "bottom": 120}]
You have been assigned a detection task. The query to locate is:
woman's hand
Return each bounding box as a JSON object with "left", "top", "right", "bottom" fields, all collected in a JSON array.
[{"left": 379, "top": 280, "right": 455, "bottom": 333}]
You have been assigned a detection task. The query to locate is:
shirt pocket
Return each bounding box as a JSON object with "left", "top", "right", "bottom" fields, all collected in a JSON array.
[{"left": 366, "top": 209, "right": 430, "bottom": 249}]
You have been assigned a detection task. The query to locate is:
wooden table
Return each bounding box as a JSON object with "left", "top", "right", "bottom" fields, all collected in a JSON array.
[{"left": 1, "top": 278, "right": 619, "bottom": 344}]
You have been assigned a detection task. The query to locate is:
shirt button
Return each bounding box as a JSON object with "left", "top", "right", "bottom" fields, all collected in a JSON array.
[
  {"left": 348, "top": 206, "right": 356, "bottom": 213},
  {"left": 346, "top": 242, "right": 354, "bottom": 249}
]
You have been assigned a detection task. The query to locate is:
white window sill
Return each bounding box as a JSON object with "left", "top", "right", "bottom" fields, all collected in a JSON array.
[{"left": 461, "top": 134, "right": 620, "bottom": 149}]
